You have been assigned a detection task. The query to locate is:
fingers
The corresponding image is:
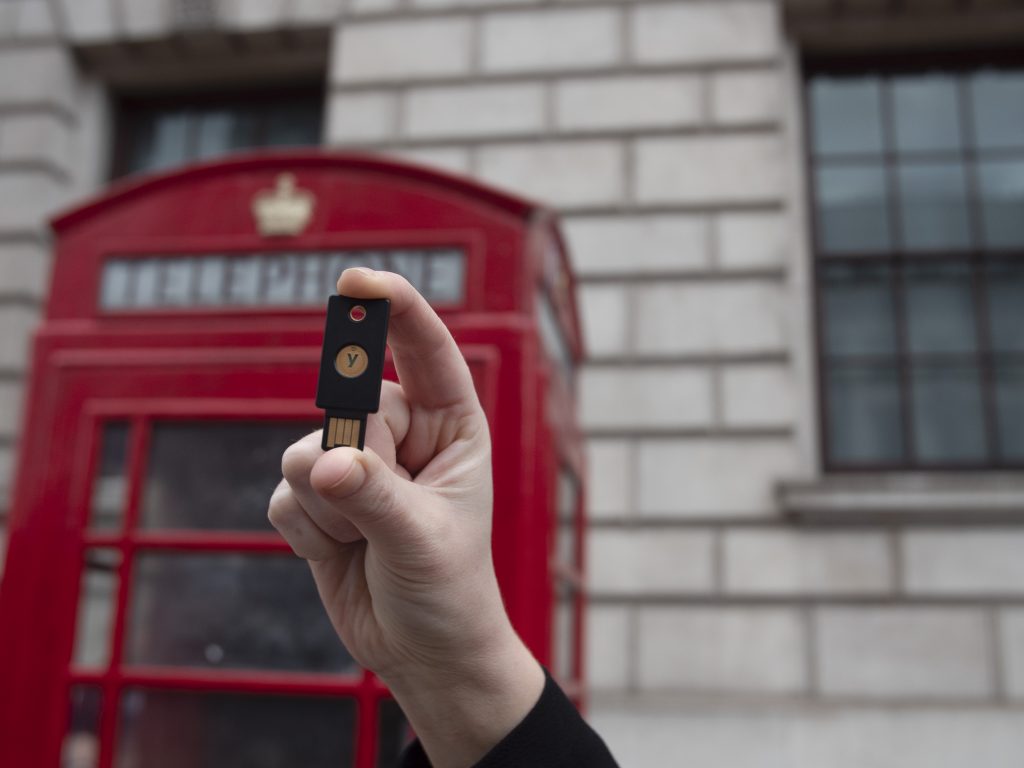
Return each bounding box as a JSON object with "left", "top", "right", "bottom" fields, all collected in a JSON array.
[
  {"left": 309, "top": 446, "right": 432, "bottom": 559},
  {"left": 281, "top": 434, "right": 364, "bottom": 543},
  {"left": 363, "top": 381, "right": 412, "bottom": 475},
  {"left": 267, "top": 481, "right": 343, "bottom": 561},
  {"left": 337, "top": 268, "right": 479, "bottom": 413}
]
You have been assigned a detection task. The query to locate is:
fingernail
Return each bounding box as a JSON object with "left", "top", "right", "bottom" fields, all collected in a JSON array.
[{"left": 353, "top": 267, "right": 376, "bottom": 277}]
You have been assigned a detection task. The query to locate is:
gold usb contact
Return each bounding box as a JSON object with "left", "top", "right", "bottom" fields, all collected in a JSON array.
[{"left": 324, "top": 416, "right": 362, "bottom": 449}]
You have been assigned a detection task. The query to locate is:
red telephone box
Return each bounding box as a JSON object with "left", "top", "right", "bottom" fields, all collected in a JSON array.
[{"left": 0, "top": 153, "right": 587, "bottom": 768}]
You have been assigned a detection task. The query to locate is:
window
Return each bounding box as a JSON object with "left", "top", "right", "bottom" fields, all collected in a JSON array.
[
  {"left": 111, "top": 87, "right": 323, "bottom": 178},
  {"left": 807, "top": 56, "right": 1024, "bottom": 469}
]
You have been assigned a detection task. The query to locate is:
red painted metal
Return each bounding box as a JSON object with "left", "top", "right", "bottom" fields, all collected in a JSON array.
[{"left": 0, "top": 152, "right": 587, "bottom": 767}]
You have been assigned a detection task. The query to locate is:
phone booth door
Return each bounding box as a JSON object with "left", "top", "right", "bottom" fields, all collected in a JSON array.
[{"left": 30, "top": 353, "right": 403, "bottom": 768}]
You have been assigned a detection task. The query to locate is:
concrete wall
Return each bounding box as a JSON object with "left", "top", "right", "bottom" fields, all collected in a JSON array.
[{"left": 1, "top": 0, "right": 1023, "bottom": 764}]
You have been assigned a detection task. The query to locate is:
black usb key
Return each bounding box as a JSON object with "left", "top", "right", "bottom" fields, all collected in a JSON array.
[{"left": 316, "top": 295, "right": 390, "bottom": 451}]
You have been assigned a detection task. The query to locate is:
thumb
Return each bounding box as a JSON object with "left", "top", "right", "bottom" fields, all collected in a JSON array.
[{"left": 308, "top": 446, "right": 429, "bottom": 557}]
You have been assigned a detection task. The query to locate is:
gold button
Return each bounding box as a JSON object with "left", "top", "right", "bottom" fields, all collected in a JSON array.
[{"left": 335, "top": 344, "right": 369, "bottom": 378}]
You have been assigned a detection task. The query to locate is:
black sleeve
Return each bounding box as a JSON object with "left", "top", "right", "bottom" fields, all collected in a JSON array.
[{"left": 398, "top": 671, "right": 619, "bottom": 768}]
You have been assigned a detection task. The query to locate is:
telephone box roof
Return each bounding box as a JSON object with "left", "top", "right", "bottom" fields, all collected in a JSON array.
[{"left": 52, "top": 150, "right": 547, "bottom": 233}]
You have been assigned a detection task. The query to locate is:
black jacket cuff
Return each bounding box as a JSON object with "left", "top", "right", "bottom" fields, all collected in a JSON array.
[{"left": 397, "top": 670, "right": 618, "bottom": 768}]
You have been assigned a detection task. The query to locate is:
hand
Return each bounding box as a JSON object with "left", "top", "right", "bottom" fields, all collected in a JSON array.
[{"left": 268, "top": 269, "right": 544, "bottom": 768}]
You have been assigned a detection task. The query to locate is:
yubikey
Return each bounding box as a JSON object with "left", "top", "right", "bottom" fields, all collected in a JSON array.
[{"left": 315, "top": 295, "right": 390, "bottom": 451}]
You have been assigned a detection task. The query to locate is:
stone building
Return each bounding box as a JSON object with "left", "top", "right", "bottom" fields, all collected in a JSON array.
[{"left": 1, "top": 0, "right": 1023, "bottom": 764}]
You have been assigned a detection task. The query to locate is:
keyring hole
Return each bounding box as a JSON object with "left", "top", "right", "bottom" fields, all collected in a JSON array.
[{"left": 349, "top": 305, "right": 367, "bottom": 322}]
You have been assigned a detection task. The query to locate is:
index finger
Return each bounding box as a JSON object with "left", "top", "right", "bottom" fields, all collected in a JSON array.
[{"left": 337, "top": 268, "right": 479, "bottom": 412}]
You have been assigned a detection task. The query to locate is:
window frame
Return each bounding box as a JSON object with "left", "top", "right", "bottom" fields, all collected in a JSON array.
[
  {"left": 803, "top": 49, "right": 1024, "bottom": 473},
  {"left": 109, "top": 84, "right": 325, "bottom": 180}
]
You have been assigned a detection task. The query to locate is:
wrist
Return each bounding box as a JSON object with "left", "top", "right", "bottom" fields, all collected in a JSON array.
[{"left": 383, "top": 626, "right": 545, "bottom": 768}]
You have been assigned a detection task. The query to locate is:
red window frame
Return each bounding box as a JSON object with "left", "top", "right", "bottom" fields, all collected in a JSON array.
[{"left": 33, "top": 363, "right": 403, "bottom": 767}]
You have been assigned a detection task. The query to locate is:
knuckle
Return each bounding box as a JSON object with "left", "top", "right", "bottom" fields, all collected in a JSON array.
[{"left": 267, "top": 488, "right": 297, "bottom": 529}]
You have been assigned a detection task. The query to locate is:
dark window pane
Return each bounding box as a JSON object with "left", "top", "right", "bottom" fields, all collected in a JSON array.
[
  {"left": 970, "top": 70, "right": 1024, "bottom": 150},
  {"left": 89, "top": 422, "right": 130, "bottom": 530},
  {"left": 892, "top": 74, "right": 963, "bottom": 153},
  {"left": 377, "top": 699, "right": 412, "bottom": 768},
  {"left": 552, "top": 583, "right": 577, "bottom": 683},
  {"left": 911, "top": 362, "right": 987, "bottom": 464},
  {"left": 141, "top": 422, "right": 312, "bottom": 530},
  {"left": 126, "top": 111, "right": 189, "bottom": 175},
  {"left": 815, "top": 165, "right": 892, "bottom": 254},
  {"left": 826, "top": 363, "right": 905, "bottom": 464},
  {"left": 116, "top": 92, "right": 322, "bottom": 178},
  {"left": 995, "top": 363, "right": 1024, "bottom": 461},
  {"left": 978, "top": 159, "right": 1024, "bottom": 249},
  {"left": 126, "top": 552, "right": 356, "bottom": 674},
  {"left": 555, "top": 470, "right": 578, "bottom": 570},
  {"left": 116, "top": 689, "right": 355, "bottom": 768},
  {"left": 72, "top": 549, "right": 121, "bottom": 670},
  {"left": 987, "top": 260, "right": 1024, "bottom": 353},
  {"left": 821, "top": 264, "right": 896, "bottom": 356},
  {"left": 904, "top": 262, "right": 977, "bottom": 354},
  {"left": 194, "top": 110, "right": 258, "bottom": 160},
  {"left": 265, "top": 101, "right": 322, "bottom": 147},
  {"left": 809, "top": 76, "right": 885, "bottom": 157},
  {"left": 897, "top": 162, "right": 972, "bottom": 252},
  {"left": 62, "top": 685, "right": 102, "bottom": 768}
]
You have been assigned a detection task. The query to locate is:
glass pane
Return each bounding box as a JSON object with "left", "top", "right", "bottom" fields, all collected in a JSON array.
[
  {"left": 552, "top": 584, "right": 576, "bottom": 682},
  {"left": 377, "top": 699, "right": 412, "bottom": 768},
  {"left": 263, "top": 253, "right": 301, "bottom": 304},
  {"left": 815, "top": 164, "right": 892, "bottom": 254},
  {"left": 226, "top": 255, "right": 261, "bottom": 304},
  {"left": 161, "top": 258, "right": 193, "bottom": 306},
  {"left": 194, "top": 111, "right": 234, "bottom": 160},
  {"left": 904, "top": 262, "right": 977, "bottom": 355},
  {"left": 821, "top": 264, "right": 896, "bottom": 356},
  {"left": 141, "top": 422, "right": 312, "bottom": 530},
  {"left": 72, "top": 549, "right": 121, "bottom": 669},
  {"left": 809, "top": 76, "right": 885, "bottom": 157},
  {"left": 555, "top": 469, "right": 578, "bottom": 570},
  {"left": 970, "top": 70, "right": 1024, "bottom": 150},
  {"left": 978, "top": 159, "right": 1024, "bottom": 250},
  {"left": 897, "top": 162, "right": 972, "bottom": 252},
  {"left": 126, "top": 111, "right": 189, "bottom": 175},
  {"left": 195, "top": 257, "right": 227, "bottom": 304},
  {"left": 264, "top": 101, "right": 321, "bottom": 147},
  {"left": 134, "top": 259, "right": 160, "bottom": 306},
  {"left": 126, "top": 552, "right": 356, "bottom": 674},
  {"left": 426, "top": 250, "right": 466, "bottom": 303},
  {"left": 89, "top": 422, "right": 130, "bottom": 530},
  {"left": 995, "top": 363, "right": 1024, "bottom": 462},
  {"left": 892, "top": 74, "right": 963, "bottom": 153},
  {"left": 911, "top": 362, "right": 988, "bottom": 464},
  {"left": 116, "top": 688, "right": 355, "bottom": 768},
  {"left": 62, "top": 685, "right": 102, "bottom": 768},
  {"left": 537, "top": 290, "right": 574, "bottom": 384},
  {"left": 298, "top": 253, "right": 330, "bottom": 304},
  {"left": 100, "top": 260, "right": 132, "bottom": 310},
  {"left": 826, "top": 363, "right": 905, "bottom": 465},
  {"left": 987, "top": 260, "right": 1024, "bottom": 353}
]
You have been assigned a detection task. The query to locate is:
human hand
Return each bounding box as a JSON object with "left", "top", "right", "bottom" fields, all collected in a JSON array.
[{"left": 268, "top": 269, "right": 543, "bottom": 768}]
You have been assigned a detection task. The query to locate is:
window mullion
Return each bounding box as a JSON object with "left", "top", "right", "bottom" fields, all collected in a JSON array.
[{"left": 880, "top": 76, "right": 915, "bottom": 466}]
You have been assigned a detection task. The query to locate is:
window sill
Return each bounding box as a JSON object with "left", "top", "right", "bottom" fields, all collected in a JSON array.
[{"left": 777, "top": 472, "right": 1024, "bottom": 524}]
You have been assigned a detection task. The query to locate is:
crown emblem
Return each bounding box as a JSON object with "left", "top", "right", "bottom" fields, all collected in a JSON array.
[{"left": 252, "top": 172, "right": 315, "bottom": 237}]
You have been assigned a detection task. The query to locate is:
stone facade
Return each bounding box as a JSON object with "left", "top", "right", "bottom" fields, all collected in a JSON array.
[{"left": 1, "top": 0, "right": 1023, "bottom": 764}]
